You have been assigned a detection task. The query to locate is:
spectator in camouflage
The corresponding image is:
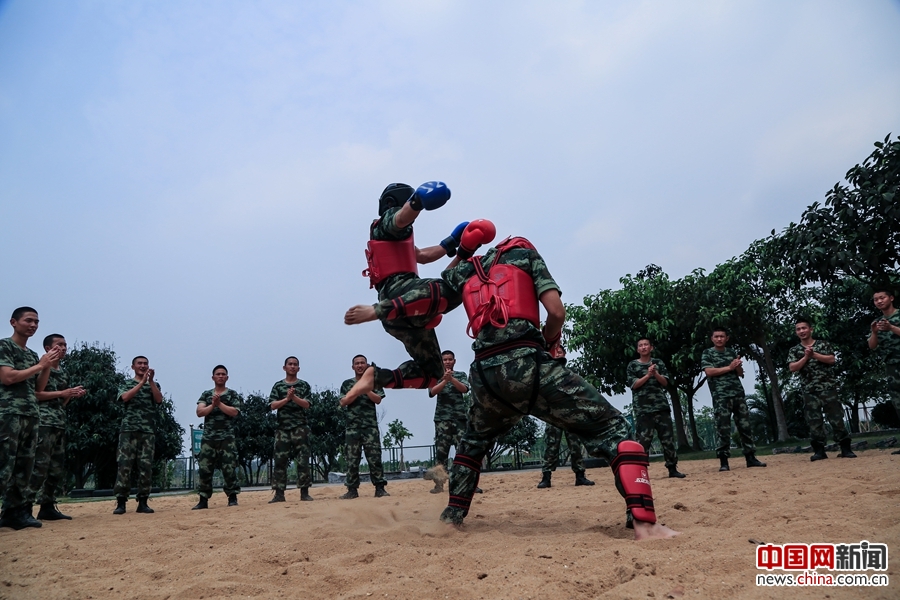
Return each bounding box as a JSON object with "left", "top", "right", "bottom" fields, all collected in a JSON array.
[
  {"left": 627, "top": 338, "right": 684, "bottom": 478},
  {"left": 868, "top": 288, "right": 900, "bottom": 455},
  {"left": 0, "top": 307, "right": 60, "bottom": 530},
  {"left": 428, "top": 350, "right": 483, "bottom": 494},
  {"left": 788, "top": 318, "right": 855, "bottom": 461},
  {"left": 268, "top": 356, "right": 314, "bottom": 503},
  {"left": 433, "top": 240, "right": 678, "bottom": 540},
  {"left": 701, "top": 329, "right": 766, "bottom": 472},
  {"left": 112, "top": 355, "right": 163, "bottom": 515},
  {"left": 29, "top": 334, "right": 86, "bottom": 520},
  {"left": 339, "top": 355, "right": 389, "bottom": 499},
  {"left": 193, "top": 365, "right": 242, "bottom": 510},
  {"left": 536, "top": 424, "right": 594, "bottom": 488},
  {"left": 342, "top": 184, "right": 463, "bottom": 400}
]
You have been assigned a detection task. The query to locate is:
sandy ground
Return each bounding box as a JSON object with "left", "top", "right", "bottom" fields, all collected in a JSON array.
[{"left": 1, "top": 451, "right": 898, "bottom": 600}]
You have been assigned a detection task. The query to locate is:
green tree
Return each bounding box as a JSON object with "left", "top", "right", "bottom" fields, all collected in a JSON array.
[
  {"left": 566, "top": 265, "right": 707, "bottom": 450},
  {"left": 384, "top": 419, "right": 413, "bottom": 471},
  {"left": 778, "top": 133, "right": 900, "bottom": 287},
  {"left": 62, "top": 343, "right": 183, "bottom": 490},
  {"left": 485, "top": 416, "right": 539, "bottom": 470},
  {"left": 232, "top": 392, "right": 275, "bottom": 485},
  {"left": 307, "top": 388, "right": 346, "bottom": 481}
]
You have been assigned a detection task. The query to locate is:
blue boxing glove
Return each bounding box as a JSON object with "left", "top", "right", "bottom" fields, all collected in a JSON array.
[
  {"left": 408, "top": 181, "right": 450, "bottom": 211},
  {"left": 440, "top": 221, "right": 470, "bottom": 257}
]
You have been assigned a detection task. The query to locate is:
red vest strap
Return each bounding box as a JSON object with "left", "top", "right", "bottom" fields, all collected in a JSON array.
[{"left": 363, "top": 225, "right": 417, "bottom": 289}]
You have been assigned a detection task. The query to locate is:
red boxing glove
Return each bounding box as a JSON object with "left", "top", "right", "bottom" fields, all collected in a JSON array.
[{"left": 457, "top": 219, "right": 497, "bottom": 260}]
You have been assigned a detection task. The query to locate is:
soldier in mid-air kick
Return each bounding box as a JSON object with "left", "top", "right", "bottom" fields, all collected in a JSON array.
[{"left": 343, "top": 181, "right": 469, "bottom": 401}]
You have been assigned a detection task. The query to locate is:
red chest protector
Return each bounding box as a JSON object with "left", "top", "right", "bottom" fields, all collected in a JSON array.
[
  {"left": 363, "top": 220, "right": 417, "bottom": 289},
  {"left": 462, "top": 237, "right": 540, "bottom": 338}
]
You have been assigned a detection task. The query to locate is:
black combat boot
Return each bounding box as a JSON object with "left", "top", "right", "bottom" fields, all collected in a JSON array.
[
  {"left": 136, "top": 497, "right": 154, "bottom": 513},
  {"left": 37, "top": 503, "right": 72, "bottom": 520},
  {"left": 3, "top": 507, "right": 42, "bottom": 530},
  {"left": 300, "top": 487, "right": 314, "bottom": 501},
  {"left": 474, "top": 487, "right": 484, "bottom": 494},
  {"left": 718, "top": 455, "right": 730, "bottom": 472},
  {"left": 374, "top": 484, "right": 390, "bottom": 498},
  {"left": 667, "top": 465, "right": 686, "bottom": 478},
  {"left": 339, "top": 487, "right": 359, "bottom": 500},
  {"left": 429, "top": 480, "right": 444, "bottom": 494},
  {"left": 746, "top": 454, "right": 767, "bottom": 468},
  {"left": 113, "top": 497, "right": 127, "bottom": 515},
  {"left": 269, "top": 490, "right": 286, "bottom": 503},
  {"left": 810, "top": 441, "right": 828, "bottom": 461},
  {"left": 838, "top": 438, "right": 857, "bottom": 458},
  {"left": 574, "top": 470, "right": 595, "bottom": 486},
  {"left": 227, "top": 494, "right": 239, "bottom": 507},
  {"left": 537, "top": 472, "right": 552, "bottom": 488},
  {"left": 192, "top": 496, "right": 208, "bottom": 510}
]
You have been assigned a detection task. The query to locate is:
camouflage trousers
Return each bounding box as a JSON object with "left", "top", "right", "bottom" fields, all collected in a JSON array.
[
  {"left": 801, "top": 388, "right": 849, "bottom": 445},
  {"left": 0, "top": 414, "right": 38, "bottom": 510},
  {"left": 886, "top": 364, "right": 900, "bottom": 420},
  {"left": 711, "top": 392, "right": 756, "bottom": 458},
  {"left": 434, "top": 419, "right": 467, "bottom": 468},
  {"left": 541, "top": 425, "right": 585, "bottom": 473},
  {"left": 345, "top": 428, "right": 386, "bottom": 489},
  {"left": 197, "top": 435, "right": 241, "bottom": 498},
  {"left": 441, "top": 350, "right": 630, "bottom": 525},
  {"left": 372, "top": 276, "right": 462, "bottom": 390},
  {"left": 28, "top": 425, "right": 66, "bottom": 505},
  {"left": 114, "top": 431, "right": 155, "bottom": 499},
  {"left": 634, "top": 409, "right": 678, "bottom": 468},
  {"left": 272, "top": 426, "right": 311, "bottom": 491}
]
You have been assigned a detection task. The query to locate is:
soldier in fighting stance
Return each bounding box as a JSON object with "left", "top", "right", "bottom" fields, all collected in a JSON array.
[{"left": 379, "top": 222, "right": 678, "bottom": 539}]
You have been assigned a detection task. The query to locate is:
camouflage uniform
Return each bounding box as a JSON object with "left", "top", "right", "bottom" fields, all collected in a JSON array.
[
  {"left": 367, "top": 206, "right": 462, "bottom": 389},
  {"left": 0, "top": 338, "right": 40, "bottom": 512},
  {"left": 701, "top": 347, "right": 756, "bottom": 458},
  {"left": 627, "top": 358, "right": 678, "bottom": 468},
  {"left": 430, "top": 370, "right": 470, "bottom": 468},
  {"left": 340, "top": 378, "right": 386, "bottom": 490},
  {"left": 787, "top": 341, "right": 849, "bottom": 445},
  {"left": 436, "top": 244, "right": 631, "bottom": 525},
  {"left": 28, "top": 368, "right": 69, "bottom": 505},
  {"left": 541, "top": 425, "right": 585, "bottom": 473},
  {"left": 196, "top": 389, "right": 242, "bottom": 498},
  {"left": 873, "top": 311, "right": 900, "bottom": 419},
  {"left": 269, "top": 379, "right": 312, "bottom": 491},
  {"left": 114, "top": 378, "right": 160, "bottom": 500}
]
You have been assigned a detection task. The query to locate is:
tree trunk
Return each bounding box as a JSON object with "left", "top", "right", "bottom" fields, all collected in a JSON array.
[
  {"left": 850, "top": 393, "right": 861, "bottom": 433},
  {"left": 667, "top": 385, "right": 692, "bottom": 451},
  {"left": 757, "top": 374, "right": 777, "bottom": 443},
  {"left": 753, "top": 341, "right": 790, "bottom": 441},
  {"left": 684, "top": 389, "right": 703, "bottom": 451}
]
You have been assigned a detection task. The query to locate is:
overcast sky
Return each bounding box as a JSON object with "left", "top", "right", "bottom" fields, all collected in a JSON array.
[{"left": 2, "top": 1, "right": 899, "bottom": 460}]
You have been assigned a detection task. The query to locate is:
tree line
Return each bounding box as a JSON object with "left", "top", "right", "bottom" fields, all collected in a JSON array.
[{"left": 565, "top": 134, "right": 900, "bottom": 450}]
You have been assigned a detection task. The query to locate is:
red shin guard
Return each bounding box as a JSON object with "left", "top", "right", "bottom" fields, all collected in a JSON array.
[
  {"left": 611, "top": 440, "right": 656, "bottom": 524},
  {"left": 385, "top": 282, "right": 448, "bottom": 321}
]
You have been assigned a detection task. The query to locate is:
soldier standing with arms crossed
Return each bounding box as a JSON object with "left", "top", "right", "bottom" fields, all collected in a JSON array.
[
  {"left": 339, "top": 355, "right": 389, "bottom": 499},
  {"left": 701, "top": 329, "right": 766, "bottom": 472},
  {"left": 30, "top": 334, "right": 86, "bottom": 520},
  {"left": 628, "top": 338, "right": 684, "bottom": 478},
  {"left": 0, "top": 307, "right": 59, "bottom": 530},
  {"left": 193, "top": 365, "right": 242, "bottom": 509},
  {"left": 868, "top": 288, "right": 900, "bottom": 454},
  {"left": 268, "top": 356, "right": 314, "bottom": 503},
  {"left": 113, "top": 355, "right": 163, "bottom": 515},
  {"left": 788, "top": 318, "right": 855, "bottom": 461}
]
